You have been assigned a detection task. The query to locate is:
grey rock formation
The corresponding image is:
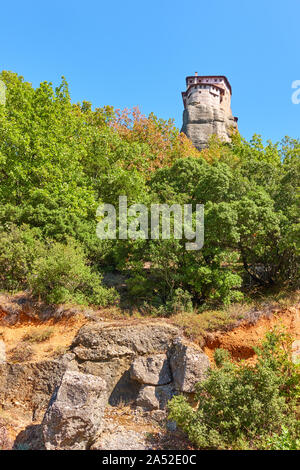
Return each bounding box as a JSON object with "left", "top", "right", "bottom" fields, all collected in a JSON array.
[
  {"left": 72, "top": 323, "right": 179, "bottom": 398},
  {"left": 72, "top": 323, "right": 179, "bottom": 361},
  {"left": 181, "top": 104, "right": 238, "bottom": 151},
  {"left": 130, "top": 353, "right": 171, "bottom": 385},
  {"left": 170, "top": 338, "right": 210, "bottom": 393},
  {"left": 0, "top": 359, "right": 69, "bottom": 419},
  {"left": 136, "top": 384, "right": 175, "bottom": 410},
  {"left": 0, "top": 320, "right": 213, "bottom": 450},
  {"left": 91, "top": 428, "right": 149, "bottom": 450},
  {"left": 42, "top": 370, "right": 107, "bottom": 450}
]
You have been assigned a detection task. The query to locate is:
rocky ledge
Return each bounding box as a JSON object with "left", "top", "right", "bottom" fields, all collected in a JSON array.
[{"left": 0, "top": 321, "right": 211, "bottom": 450}]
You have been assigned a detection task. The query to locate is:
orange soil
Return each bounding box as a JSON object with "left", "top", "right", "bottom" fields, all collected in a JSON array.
[
  {"left": 0, "top": 314, "right": 87, "bottom": 362},
  {"left": 203, "top": 305, "right": 300, "bottom": 363},
  {"left": 0, "top": 299, "right": 299, "bottom": 364}
]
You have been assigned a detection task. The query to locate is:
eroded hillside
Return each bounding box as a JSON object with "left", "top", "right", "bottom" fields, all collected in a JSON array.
[{"left": 0, "top": 292, "right": 299, "bottom": 450}]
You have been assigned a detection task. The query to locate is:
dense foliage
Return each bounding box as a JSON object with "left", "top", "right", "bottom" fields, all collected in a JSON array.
[
  {"left": 0, "top": 71, "right": 299, "bottom": 306},
  {"left": 168, "top": 328, "right": 300, "bottom": 450}
]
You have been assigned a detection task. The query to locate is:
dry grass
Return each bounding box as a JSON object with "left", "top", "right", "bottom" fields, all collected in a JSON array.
[
  {"left": 259, "top": 288, "right": 300, "bottom": 308},
  {"left": 171, "top": 307, "right": 246, "bottom": 345},
  {"left": 51, "top": 345, "right": 69, "bottom": 357},
  {"left": 1, "top": 288, "right": 298, "bottom": 362},
  {"left": 170, "top": 289, "right": 300, "bottom": 345},
  {"left": 1, "top": 314, "right": 87, "bottom": 363},
  {"left": 22, "top": 327, "right": 54, "bottom": 343}
]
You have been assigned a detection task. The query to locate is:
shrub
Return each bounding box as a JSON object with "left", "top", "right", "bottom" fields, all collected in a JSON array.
[
  {"left": 168, "top": 328, "right": 300, "bottom": 449},
  {"left": 262, "top": 426, "right": 300, "bottom": 450},
  {"left": 0, "top": 224, "right": 45, "bottom": 291},
  {"left": 28, "top": 239, "right": 118, "bottom": 306},
  {"left": 165, "top": 288, "right": 193, "bottom": 314}
]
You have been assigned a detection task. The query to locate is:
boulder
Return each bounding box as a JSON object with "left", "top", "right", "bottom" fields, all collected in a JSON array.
[
  {"left": 0, "top": 340, "right": 6, "bottom": 364},
  {"left": 78, "top": 356, "right": 132, "bottom": 393},
  {"left": 71, "top": 323, "right": 179, "bottom": 402},
  {"left": 130, "top": 353, "right": 171, "bottom": 385},
  {"left": 42, "top": 370, "right": 107, "bottom": 450},
  {"left": 136, "top": 384, "right": 175, "bottom": 410},
  {"left": 72, "top": 323, "right": 179, "bottom": 361},
  {"left": 170, "top": 339, "right": 210, "bottom": 393},
  {"left": 0, "top": 359, "right": 68, "bottom": 418}
]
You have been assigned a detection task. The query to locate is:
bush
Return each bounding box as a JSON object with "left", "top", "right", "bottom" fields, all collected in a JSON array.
[
  {"left": 262, "top": 426, "right": 300, "bottom": 450},
  {"left": 0, "top": 224, "right": 45, "bottom": 291},
  {"left": 168, "top": 328, "right": 300, "bottom": 449},
  {"left": 28, "top": 239, "right": 118, "bottom": 306}
]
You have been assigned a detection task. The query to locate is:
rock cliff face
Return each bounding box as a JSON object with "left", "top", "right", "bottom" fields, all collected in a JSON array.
[
  {"left": 0, "top": 320, "right": 211, "bottom": 449},
  {"left": 181, "top": 74, "right": 238, "bottom": 150},
  {"left": 0, "top": 302, "right": 298, "bottom": 450},
  {"left": 41, "top": 324, "right": 210, "bottom": 449},
  {"left": 42, "top": 370, "right": 107, "bottom": 450},
  {"left": 181, "top": 103, "right": 238, "bottom": 150}
]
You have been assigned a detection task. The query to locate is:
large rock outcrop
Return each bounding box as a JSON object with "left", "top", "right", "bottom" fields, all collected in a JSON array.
[
  {"left": 181, "top": 104, "right": 238, "bottom": 150},
  {"left": 170, "top": 338, "right": 210, "bottom": 393},
  {"left": 0, "top": 320, "right": 211, "bottom": 449},
  {"left": 72, "top": 323, "right": 179, "bottom": 396},
  {"left": 71, "top": 323, "right": 210, "bottom": 406},
  {"left": 0, "top": 358, "right": 72, "bottom": 418},
  {"left": 72, "top": 323, "right": 179, "bottom": 361},
  {"left": 136, "top": 384, "right": 175, "bottom": 411},
  {"left": 42, "top": 370, "right": 107, "bottom": 450},
  {"left": 130, "top": 353, "right": 171, "bottom": 386}
]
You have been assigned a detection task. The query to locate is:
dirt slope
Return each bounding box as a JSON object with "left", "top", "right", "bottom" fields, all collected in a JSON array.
[{"left": 204, "top": 305, "right": 300, "bottom": 362}]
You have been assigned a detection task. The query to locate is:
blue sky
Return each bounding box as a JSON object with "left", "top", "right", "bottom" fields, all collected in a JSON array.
[{"left": 0, "top": 0, "right": 299, "bottom": 143}]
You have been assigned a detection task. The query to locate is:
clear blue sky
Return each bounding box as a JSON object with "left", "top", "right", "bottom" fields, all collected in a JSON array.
[{"left": 0, "top": 0, "right": 299, "bottom": 143}]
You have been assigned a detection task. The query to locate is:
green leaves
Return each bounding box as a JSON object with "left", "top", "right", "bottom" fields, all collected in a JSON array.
[
  {"left": 0, "top": 70, "right": 298, "bottom": 308},
  {"left": 168, "top": 329, "right": 300, "bottom": 450},
  {"left": 28, "top": 238, "right": 118, "bottom": 306}
]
